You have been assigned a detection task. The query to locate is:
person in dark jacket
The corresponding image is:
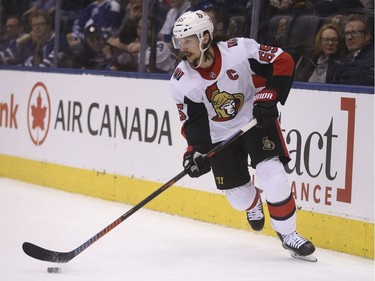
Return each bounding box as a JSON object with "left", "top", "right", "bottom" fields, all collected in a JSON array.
[{"left": 334, "top": 14, "right": 374, "bottom": 86}]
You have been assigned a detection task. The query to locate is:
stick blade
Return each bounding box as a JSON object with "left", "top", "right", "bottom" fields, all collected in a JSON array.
[{"left": 22, "top": 242, "right": 73, "bottom": 263}]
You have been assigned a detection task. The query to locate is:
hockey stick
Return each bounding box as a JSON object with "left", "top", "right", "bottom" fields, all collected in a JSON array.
[{"left": 22, "top": 119, "right": 258, "bottom": 263}]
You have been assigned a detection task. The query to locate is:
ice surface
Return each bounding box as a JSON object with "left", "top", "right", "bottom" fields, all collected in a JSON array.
[{"left": 0, "top": 177, "right": 374, "bottom": 281}]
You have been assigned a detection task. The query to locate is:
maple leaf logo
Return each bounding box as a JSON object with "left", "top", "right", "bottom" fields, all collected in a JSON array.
[
  {"left": 31, "top": 92, "right": 47, "bottom": 130},
  {"left": 27, "top": 82, "right": 51, "bottom": 146}
]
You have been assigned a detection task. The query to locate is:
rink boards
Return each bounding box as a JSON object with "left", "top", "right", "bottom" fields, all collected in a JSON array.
[{"left": 0, "top": 68, "right": 373, "bottom": 259}]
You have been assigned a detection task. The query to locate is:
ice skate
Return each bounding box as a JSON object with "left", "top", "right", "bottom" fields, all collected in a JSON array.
[
  {"left": 246, "top": 194, "right": 265, "bottom": 231},
  {"left": 277, "top": 231, "right": 317, "bottom": 262}
]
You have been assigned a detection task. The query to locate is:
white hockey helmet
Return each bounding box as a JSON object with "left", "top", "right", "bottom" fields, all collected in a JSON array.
[{"left": 172, "top": 10, "right": 214, "bottom": 50}]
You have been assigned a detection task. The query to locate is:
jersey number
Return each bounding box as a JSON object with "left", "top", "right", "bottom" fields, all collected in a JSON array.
[
  {"left": 215, "top": 177, "right": 224, "bottom": 185},
  {"left": 259, "top": 45, "right": 278, "bottom": 62}
]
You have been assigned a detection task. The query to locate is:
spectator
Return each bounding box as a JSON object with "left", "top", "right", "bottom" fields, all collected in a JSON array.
[
  {"left": 158, "top": 0, "right": 191, "bottom": 43},
  {"left": 334, "top": 14, "right": 374, "bottom": 86},
  {"left": 105, "top": 1, "right": 144, "bottom": 72},
  {"left": 203, "top": 6, "right": 230, "bottom": 41},
  {"left": 108, "top": 0, "right": 143, "bottom": 48},
  {"left": 110, "top": 17, "right": 177, "bottom": 73},
  {"left": 0, "top": 15, "right": 25, "bottom": 65},
  {"left": 59, "top": 0, "right": 92, "bottom": 36},
  {"left": 295, "top": 23, "right": 345, "bottom": 83},
  {"left": 71, "top": 0, "right": 123, "bottom": 41},
  {"left": 119, "top": 0, "right": 143, "bottom": 30},
  {"left": 143, "top": 18, "right": 177, "bottom": 74},
  {"left": 20, "top": 9, "right": 71, "bottom": 67},
  {"left": 69, "top": 24, "right": 113, "bottom": 70},
  {"left": 23, "top": 0, "right": 56, "bottom": 18},
  {"left": 109, "top": 20, "right": 140, "bottom": 72}
]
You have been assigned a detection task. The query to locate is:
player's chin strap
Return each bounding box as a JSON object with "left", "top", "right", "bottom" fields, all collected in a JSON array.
[
  {"left": 192, "top": 38, "right": 211, "bottom": 69},
  {"left": 192, "top": 50, "right": 206, "bottom": 68}
]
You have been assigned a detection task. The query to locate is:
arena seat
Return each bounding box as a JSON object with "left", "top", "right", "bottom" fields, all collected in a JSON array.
[{"left": 267, "top": 15, "right": 294, "bottom": 47}]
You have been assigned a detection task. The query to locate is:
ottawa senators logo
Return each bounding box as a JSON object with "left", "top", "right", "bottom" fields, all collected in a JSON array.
[
  {"left": 262, "top": 137, "right": 275, "bottom": 151},
  {"left": 205, "top": 82, "right": 244, "bottom": 121}
]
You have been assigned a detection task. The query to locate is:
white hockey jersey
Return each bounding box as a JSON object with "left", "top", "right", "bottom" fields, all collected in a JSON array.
[{"left": 170, "top": 37, "right": 294, "bottom": 146}]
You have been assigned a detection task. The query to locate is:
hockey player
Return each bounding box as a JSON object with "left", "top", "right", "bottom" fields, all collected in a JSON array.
[{"left": 170, "top": 10, "right": 316, "bottom": 261}]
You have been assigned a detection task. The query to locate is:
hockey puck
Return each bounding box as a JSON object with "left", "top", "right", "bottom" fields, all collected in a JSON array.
[{"left": 47, "top": 267, "right": 61, "bottom": 273}]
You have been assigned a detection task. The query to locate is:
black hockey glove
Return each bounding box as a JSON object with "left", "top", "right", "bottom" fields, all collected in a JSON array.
[
  {"left": 253, "top": 89, "right": 279, "bottom": 129},
  {"left": 183, "top": 146, "right": 211, "bottom": 178}
]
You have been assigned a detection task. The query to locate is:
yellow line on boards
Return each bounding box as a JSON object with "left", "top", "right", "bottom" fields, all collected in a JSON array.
[{"left": 0, "top": 154, "right": 373, "bottom": 259}]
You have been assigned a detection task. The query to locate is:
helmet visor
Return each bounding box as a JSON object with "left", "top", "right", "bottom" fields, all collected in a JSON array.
[{"left": 172, "top": 35, "right": 198, "bottom": 49}]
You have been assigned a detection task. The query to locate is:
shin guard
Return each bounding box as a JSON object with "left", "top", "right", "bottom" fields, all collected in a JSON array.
[{"left": 267, "top": 192, "right": 296, "bottom": 235}]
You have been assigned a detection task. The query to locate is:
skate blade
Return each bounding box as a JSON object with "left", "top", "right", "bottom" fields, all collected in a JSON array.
[{"left": 289, "top": 251, "right": 318, "bottom": 262}]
